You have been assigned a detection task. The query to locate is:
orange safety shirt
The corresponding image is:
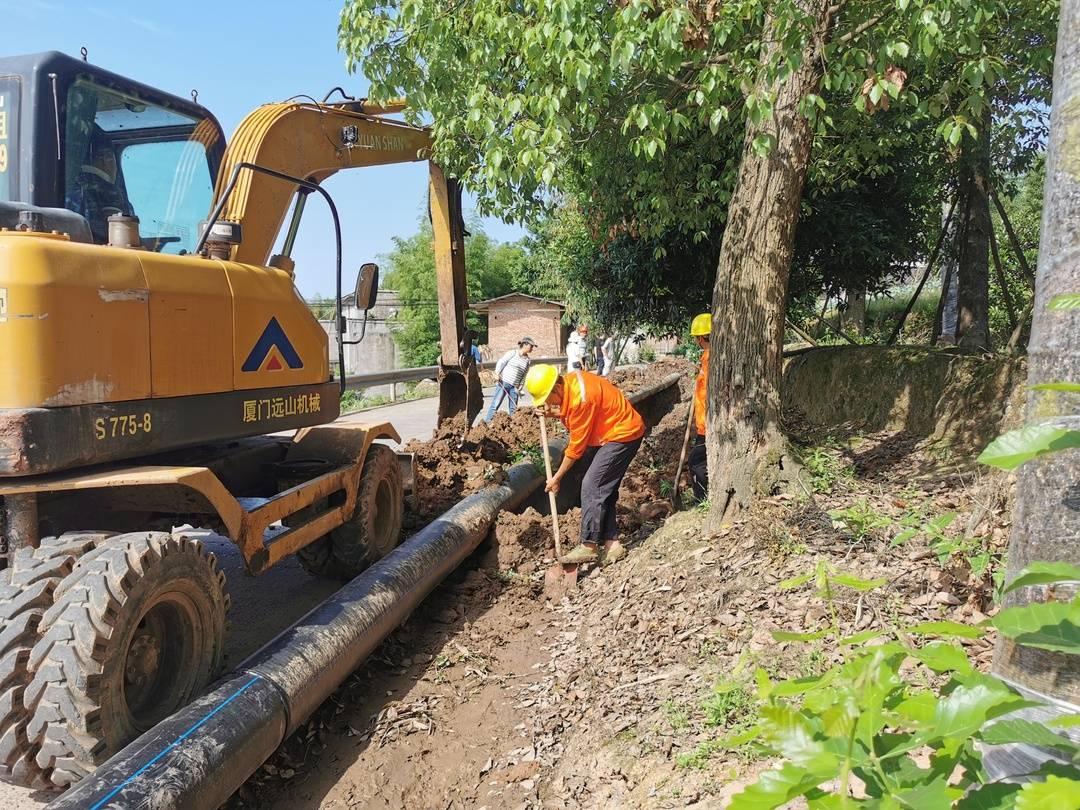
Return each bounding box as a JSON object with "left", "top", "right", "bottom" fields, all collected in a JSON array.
[
  {"left": 558, "top": 371, "right": 645, "bottom": 460},
  {"left": 694, "top": 348, "right": 709, "bottom": 436}
]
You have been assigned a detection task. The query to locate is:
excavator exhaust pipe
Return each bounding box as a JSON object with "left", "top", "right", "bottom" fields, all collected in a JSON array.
[{"left": 48, "top": 374, "right": 681, "bottom": 810}]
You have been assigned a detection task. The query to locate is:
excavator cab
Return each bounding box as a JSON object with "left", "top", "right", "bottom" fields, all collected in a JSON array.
[{"left": 0, "top": 51, "right": 225, "bottom": 249}]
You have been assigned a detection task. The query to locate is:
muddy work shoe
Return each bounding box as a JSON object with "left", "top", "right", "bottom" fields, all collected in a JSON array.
[
  {"left": 600, "top": 542, "right": 627, "bottom": 566},
  {"left": 561, "top": 544, "right": 600, "bottom": 564}
]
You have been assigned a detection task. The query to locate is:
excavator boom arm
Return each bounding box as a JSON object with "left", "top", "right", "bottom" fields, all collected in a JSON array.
[{"left": 210, "top": 101, "right": 479, "bottom": 425}]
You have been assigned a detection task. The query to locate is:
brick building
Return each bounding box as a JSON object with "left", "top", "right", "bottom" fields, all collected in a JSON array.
[{"left": 472, "top": 293, "right": 566, "bottom": 358}]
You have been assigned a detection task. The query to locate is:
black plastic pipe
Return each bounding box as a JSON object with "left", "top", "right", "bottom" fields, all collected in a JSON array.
[
  {"left": 48, "top": 462, "right": 543, "bottom": 810},
  {"left": 48, "top": 373, "right": 681, "bottom": 810}
]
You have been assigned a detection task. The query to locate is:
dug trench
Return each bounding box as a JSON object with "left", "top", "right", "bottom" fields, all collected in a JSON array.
[{"left": 226, "top": 348, "right": 1024, "bottom": 810}]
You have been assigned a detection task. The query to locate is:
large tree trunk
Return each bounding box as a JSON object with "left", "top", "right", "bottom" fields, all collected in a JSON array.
[
  {"left": 705, "top": 0, "right": 829, "bottom": 523},
  {"left": 985, "top": 0, "right": 1080, "bottom": 776},
  {"left": 955, "top": 105, "right": 992, "bottom": 349}
]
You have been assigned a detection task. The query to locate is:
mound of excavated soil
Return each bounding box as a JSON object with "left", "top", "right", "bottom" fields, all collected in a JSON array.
[
  {"left": 609, "top": 357, "right": 695, "bottom": 398},
  {"left": 403, "top": 409, "right": 558, "bottom": 524},
  {"left": 481, "top": 506, "right": 584, "bottom": 573}
]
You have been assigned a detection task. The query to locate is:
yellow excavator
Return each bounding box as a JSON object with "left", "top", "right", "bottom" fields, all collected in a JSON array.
[{"left": 0, "top": 50, "right": 482, "bottom": 790}]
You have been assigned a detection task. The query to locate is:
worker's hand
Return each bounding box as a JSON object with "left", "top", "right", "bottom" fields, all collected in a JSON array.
[{"left": 545, "top": 476, "right": 561, "bottom": 494}]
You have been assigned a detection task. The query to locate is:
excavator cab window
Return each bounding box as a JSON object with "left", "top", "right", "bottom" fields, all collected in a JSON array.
[
  {"left": 62, "top": 79, "right": 214, "bottom": 253},
  {"left": 0, "top": 76, "right": 17, "bottom": 202}
]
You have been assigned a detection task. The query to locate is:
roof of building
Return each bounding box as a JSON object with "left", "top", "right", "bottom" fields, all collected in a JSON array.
[{"left": 471, "top": 292, "right": 566, "bottom": 312}]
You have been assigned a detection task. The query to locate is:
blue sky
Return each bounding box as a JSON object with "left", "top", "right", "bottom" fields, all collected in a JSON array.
[{"left": 8, "top": 0, "right": 526, "bottom": 297}]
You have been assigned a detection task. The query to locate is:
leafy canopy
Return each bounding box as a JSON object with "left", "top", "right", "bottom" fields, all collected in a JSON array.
[{"left": 340, "top": 0, "right": 1055, "bottom": 242}]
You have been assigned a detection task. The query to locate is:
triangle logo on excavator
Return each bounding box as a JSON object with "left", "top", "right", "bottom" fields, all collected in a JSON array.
[{"left": 241, "top": 317, "right": 303, "bottom": 372}]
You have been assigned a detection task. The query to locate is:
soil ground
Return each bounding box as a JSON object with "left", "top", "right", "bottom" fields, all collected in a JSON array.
[{"left": 229, "top": 355, "right": 1012, "bottom": 809}]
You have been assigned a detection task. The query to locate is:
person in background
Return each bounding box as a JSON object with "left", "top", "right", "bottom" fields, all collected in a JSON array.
[
  {"left": 601, "top": 334, "right": 615, "bottom": 377},
  {"left": 687, "top": 313, "right": 711, "bottom": 500},
  {"left": 594, "top": 335, "right": 606, "bottom": 376},
  {"left": 566, "top": 324, "right": 588, "bottom": 371},
  {"left": 484, "top": 337, "right": 537, "bottom": 421},
  {"left": 526, "top": 363, "right": 644, "bottom": 565},
  {"left": 470, "top": 343, "right": 483, "bottom": 365}
]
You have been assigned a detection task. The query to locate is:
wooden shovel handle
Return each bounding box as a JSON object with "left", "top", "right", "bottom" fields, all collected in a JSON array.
[
  {"left": 539, "top": 413, "right": 563, "bottom": 559},
  {"left": 672, "top": 397, "right": 695, "bottom": 509}
]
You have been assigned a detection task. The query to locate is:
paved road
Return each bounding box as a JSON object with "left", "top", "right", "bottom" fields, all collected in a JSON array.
[
  {"left": 338, "top": 384, "right": 536, "bottom": 443},
  {"left": 0, "top": 389, "right": 515, "bottom": 808}
]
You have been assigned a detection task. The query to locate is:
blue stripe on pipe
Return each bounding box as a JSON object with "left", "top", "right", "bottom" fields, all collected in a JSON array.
[{"left": 88, "top": 674, "right": 264, "bottom": 810}]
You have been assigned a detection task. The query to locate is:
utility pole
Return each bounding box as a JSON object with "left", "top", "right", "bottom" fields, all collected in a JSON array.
[{"left": 986, "top": 0, "right": 1080, "bottom": 777}]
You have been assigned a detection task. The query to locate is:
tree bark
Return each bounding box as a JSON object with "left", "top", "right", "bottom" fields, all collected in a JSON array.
[
  {"left": 955, "top": 106, "right": 992, "bottom": 350},
  {"left": 935, "top": 197, "right": 962, "bottom": 344},
  {"left": 705, "top": 0, "right": 829, "bottom": 524},
  {"left": 844, "top": 286, "right": 866, "bottom": 336}
]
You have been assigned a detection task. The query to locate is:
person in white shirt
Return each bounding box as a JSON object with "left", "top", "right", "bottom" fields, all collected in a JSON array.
[
  {"left": 566, "top": 324, "right": 588, "bottom": 371},
  {"left": 600, "top": 334, "right": 615, "bottom": 376},
  {"left": 484, "top": 336, "right": 537, "bottom": 421}
]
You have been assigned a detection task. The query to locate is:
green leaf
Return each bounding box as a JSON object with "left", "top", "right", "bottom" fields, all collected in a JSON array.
[
  {"left": 841, "top": 629, "right": 885, "bottom": 646},
  {"left": 751, "top": 132, "right": 775, "bottom": 158},
  {"left": 1049, "top": 294, "right": 1080, "bottom": 310},
  {"left": 927, "top": 678, "right": 1029, "bottom": 741},
  {"left": 980, "top": 718, "right": 1080, "bottom": 753},
  {"left": 896, "top": 778, "right": 964, "bottom": 810},
  {"left": 906, "top": 621, "right": 984, "bottom": 639},
  {"left": 1050, "top": 714, "right": 1080, "bottom": 729},
  {"left": 1015, "top": 775, "right": 1080, "bottom": 810},
  {"left": 909, "top": 641, "right": 974, "bottom": 674},
  {"left": 956, "top": 781, "right": 1022, "bottom": 810},
  {"left": 992, "top": 599, "right": 1080, "bottom": 653},
  {"left": 771, "top": 672, "right": 834, "bottom": 698},
  {"left": 978, "top": 424, "right": 1080, "bottom": 470},
  {"left": 831, "top": 573, "right": 887, "bottom": 592},
  {"left": 1003, "top": 562, "right": 1080, "bottom": 595},
  {"left": 773, "top": 629, "right": 830, "bottom": 642},
  {"left": 1031, "top": 382, "right": 1080, "bottom": 392},
  {"left": 894, "top": 691, "right": 938, "bottom": 725},
  {"left": 781, "top": 572, "right": 815, "bottom": 590},
  {"left": 728, "top": 761, "right": 832, "bottom": 810},
  {"left": 759, "top": 706, "right": 839, "bottom": 771}
]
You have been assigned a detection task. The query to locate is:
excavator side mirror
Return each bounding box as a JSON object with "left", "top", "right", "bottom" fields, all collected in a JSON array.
[{"left": 354, "top": 263, "right": 379, "bottom": 311}]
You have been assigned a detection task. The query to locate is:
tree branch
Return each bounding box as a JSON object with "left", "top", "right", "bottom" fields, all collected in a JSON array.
[{"left": 834, "top": 11, "right": 890, "bottom": 46}]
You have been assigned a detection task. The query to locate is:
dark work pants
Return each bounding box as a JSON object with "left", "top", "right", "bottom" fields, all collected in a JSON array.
[
  {"left": 688, "top": 434, "right": 708, "bottom": 501},
  {"left": 578, "top": 437, "right": 642, "bottom": 543}
]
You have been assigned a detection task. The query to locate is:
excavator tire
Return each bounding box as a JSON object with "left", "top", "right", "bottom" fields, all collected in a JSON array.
[
  {"left": 0, "top": 533, "right": 110, "bottom": 787},
  {"left": 23, "top": 531, "right": 228, "bottom": 790},
  {"left": 298, "top": 444, "right": 403, "bottom": 579}
]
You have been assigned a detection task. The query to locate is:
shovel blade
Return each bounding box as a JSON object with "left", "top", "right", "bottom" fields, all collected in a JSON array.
[{"left": 543, "top": 562, "right": 578, "bottom": 599}]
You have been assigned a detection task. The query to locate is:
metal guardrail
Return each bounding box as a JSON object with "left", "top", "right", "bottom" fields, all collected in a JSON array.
[{"left": 342, "top": 356, "right": 568, "bottom": 390}]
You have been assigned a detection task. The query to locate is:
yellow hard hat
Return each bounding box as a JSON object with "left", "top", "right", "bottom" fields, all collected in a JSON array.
[
  {"left": 691, "top": 313, "right": 711, "bottom": 336},
  {"left": 525, "top": 364, "right": 560, "bottom": 407}
]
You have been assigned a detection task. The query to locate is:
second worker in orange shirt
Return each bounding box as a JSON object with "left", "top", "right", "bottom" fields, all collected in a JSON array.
[
  {"left": 688, "top": 313, "right": 711, "bottom": 501},
  {"left": 525, "top": 364, "right": 645, "bottom": 565}
]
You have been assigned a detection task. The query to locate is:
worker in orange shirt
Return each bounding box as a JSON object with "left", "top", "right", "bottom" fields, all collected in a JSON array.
[
  {"left": 688, "top": 313, "right": 711, "bottom": 501},
  {"left": 525, "top": 364, "right": 645, "bottom": 565}
]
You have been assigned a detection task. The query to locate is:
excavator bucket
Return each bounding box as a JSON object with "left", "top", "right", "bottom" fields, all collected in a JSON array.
[
  {"left": 436, "top": 361, "right": 484, "bottom": 427},
  {"left": 437, "top": 369, "right": 467, "bottom": 425}
]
